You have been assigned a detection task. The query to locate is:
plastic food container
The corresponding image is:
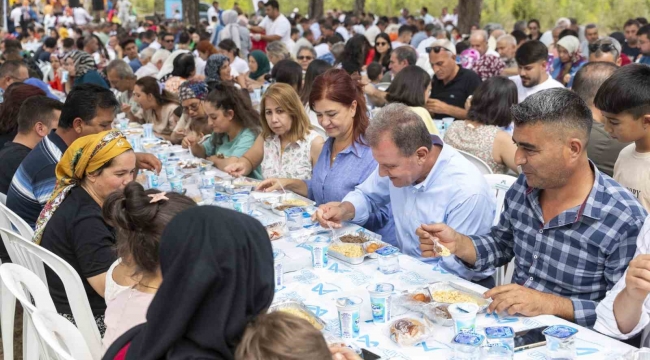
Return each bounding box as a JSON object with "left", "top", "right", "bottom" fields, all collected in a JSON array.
[
  {"left": 269, "top": 299, "right": 326, "bottom": 330},
  {"left": 367, "top": 283, "right": 394, "bottom": 324},
  {"left": 452, "top": 332, "right": 484, "bottom": 360},
  {"left": 336, "top": 296, "right": 363, "bottom": 339},
  {"left": 328, "top": 243, "right": 366, "bottom": 265},
  {"left": 543, "top": 325, "right": 578, "bottom": 360},
  {"left": 448, "top": 302, "right": 479, "bottom": 335},
  {"left": 424, "top": 302, "right": 453, "bottom": 327},
  {"left": 427, "top": 281, "right": 491, "bottom": 312}
]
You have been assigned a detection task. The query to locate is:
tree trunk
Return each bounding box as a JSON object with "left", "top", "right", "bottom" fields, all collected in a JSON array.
[
  {"left": 182, "top": 0, "right": 199, "bottom": 27},
  {"left": 154, "top": 0, "right": 165, "bottom": 15},
  {"left": 308, "top": 0, "right": 323, "bottom": 20},
  {"left": 353, "top": 0, "right": 365, "bottom": 16},
  {"left": 457, "top": 0, "right": 482, "bottom": 35}
]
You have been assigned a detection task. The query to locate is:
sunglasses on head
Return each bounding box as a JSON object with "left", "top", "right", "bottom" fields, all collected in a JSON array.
[
  {"left": 426, "top": 46, "right": 451, "bottom": 54},
  {"left": 588, "top": 43, "right": 615, "bottom": 54},
  {"left": 297, "top": 56, "right": 313, "bottom": 60}
]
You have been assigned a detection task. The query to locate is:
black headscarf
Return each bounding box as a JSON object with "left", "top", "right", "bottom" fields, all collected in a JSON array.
[{"left": 104, "top": 206, "right": 274, "bottom": 360}]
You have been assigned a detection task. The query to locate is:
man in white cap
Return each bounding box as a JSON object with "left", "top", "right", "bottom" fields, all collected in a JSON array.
[{"left": 425, "top": 39, "right": 482, "bottom": 120}]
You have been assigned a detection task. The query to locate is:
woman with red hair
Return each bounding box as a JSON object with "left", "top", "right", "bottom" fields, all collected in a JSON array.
[
  {"left": 256, "top": 69, "right": 395, "bottom": 242},
  {"left": 0, "top": 83, "right": 47, "bottom": 148}
]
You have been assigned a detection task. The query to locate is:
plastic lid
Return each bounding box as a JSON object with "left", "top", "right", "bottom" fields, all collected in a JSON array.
[
  {"left": 367, "top": 283, "right": 394, "bottom": 294},
  {"left": 542, "top": 325, "right": 578, "bottom": 339},
  {"left": 485, "top": 326, "right": 515, "bottom": 339},
  {"left": 375, "top": 246, "right": 399, "bottom": 256},
  {"left": 452, "top": 332, "right": 484, "bottom": 346}
]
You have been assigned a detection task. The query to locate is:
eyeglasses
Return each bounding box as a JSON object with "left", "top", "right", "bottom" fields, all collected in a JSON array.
[
  {"left": 164, "top": 39, "right": 174, "bottom": 43},
  {"left": 182, "top": 102, "right": 202, "bottom": 114},
  {"left": 588, "top": 43, "right": 615, "bottom": 54},
  {"left": 297, "top": 56, "right": 313, "bottom": 60},
  {"left": 426, "top": 46, "right": 452, "bottom": 54},
  {"left": 376, "top": 41, "right": 388, "bottom": 46}
]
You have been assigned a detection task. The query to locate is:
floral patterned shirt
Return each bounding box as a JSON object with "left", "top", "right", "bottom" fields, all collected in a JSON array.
[
  {"left": 443, "top": 120, "right": 508, "bottom": 174},
  {"left": 261, "top": 130, "right": 321, "bottom": 180},
  {"left": 473, "top": 54, "right": 506, "bottom": 81}
]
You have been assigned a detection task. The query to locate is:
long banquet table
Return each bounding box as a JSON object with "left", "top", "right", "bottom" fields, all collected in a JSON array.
[{"left": 142, "top": 146, "right": 636, "bottom": 360}]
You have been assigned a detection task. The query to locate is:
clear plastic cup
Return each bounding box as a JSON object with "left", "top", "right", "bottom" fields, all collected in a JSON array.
[
  {"left": 199, "top": 186, "right": 215, "bottom": 202},
  {"left": 310, "top": 237, "right": 329, "bottom": 269},
  {"left": 376, "top": 246, "right": 400, "bottom": 274},
  {"left": 448, "top": 302, "right": 479, "bottom": 335},
  {"left": 169, "top": 176, "right": 183, "bottom": 193},
  {"left": 273, "top": 251, "right": 284, "bottom": 290},
  {"left": 231, "top": 194, "right": 250, "bottom": 214},
  {"left": 336, "top": 296, "right": 363, "bottom": 339},
  {"left": 144, "top": 170, "right": 159, "bottom": 189},
  {"left": 442, "top": 117, "right": 454, "bottom": 130},
  {"left": 543, "top": 325, "right": 578, "bottom": 360},
  {"left": 366, "top": 283, "right": 394, "bottom": 324},
  {"left": 164, "top": 163, "right": 178, "bottom": 178},
  {"left": 200, "top": 171, "right": 217, "bottom": 187},
  {"left": 452, "top": 332, "right": 484, "bottom": 360},
  {"left": 485, "top": 326, "right": 515, "bottom": 356},
  {"left": 127, "top": 135, "right": 142, "bottom": 151},
  {"left": 143, "top": 123, "right": 154, "bottom": 139}
]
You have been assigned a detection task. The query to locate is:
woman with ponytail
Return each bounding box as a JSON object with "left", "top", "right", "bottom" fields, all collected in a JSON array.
[
  {"left": 101, "top": 182, "right": 196, "bottom": 350},
  {"left": 132, "top": 76, "right": 181, "bottom": 142},
  {"left": 256, "top": 69, "right": 395, "bottom": 243}
]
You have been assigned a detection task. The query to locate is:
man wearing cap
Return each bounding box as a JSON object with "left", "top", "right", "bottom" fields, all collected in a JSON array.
[{"left": 425, "top": 39, "right": 482, "bottom": 120}]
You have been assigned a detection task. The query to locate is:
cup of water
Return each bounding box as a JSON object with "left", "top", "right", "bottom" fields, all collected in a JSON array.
[
  {"left": 376, "top": 246, "right": 400, "bottom": 274},
  {"left": 119, "top": 118, "right": 129, "bottom": 131},
  {"left": 143, "top": 123, "right": 154, "bottom": 139},
  {"left": 543, "top": 325, "right": 578, "bottom": 360},
  {"left": 231, "top": 194, "right": 250, "bottom": 214}
]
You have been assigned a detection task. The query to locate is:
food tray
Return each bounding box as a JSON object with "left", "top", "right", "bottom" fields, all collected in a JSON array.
[
  {"left": 328, "top": 243, "right": 365, "bottom": 265},
  {"left": 268, "top": 299, "right": 326, "bottom": 330},
  {"left": 427, "top": 281, "right": 491, "bottom": 312},
  {"left": 260, "top": 192, "right": 315, "bottom": 211},
  {"left": 394, "top": 287, "right": 433, "bottom": 314},
  {"left": 328, "top": 229, "right": 387, "bottom": 265},
  {"left": 178, "top": 159, "right": 213, "bottom": 174}
]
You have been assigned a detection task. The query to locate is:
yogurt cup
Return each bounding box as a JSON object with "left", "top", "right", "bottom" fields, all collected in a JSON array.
[
  {"left": 143, "top": 123, "right": 154, "bottom": 139},
  {"left": 200, "top": 171, "right": 217, "bottom": 187},
  {"left": 273, "top": 251, "right": 284, "bottom": 290},
  {"left": 366, "top": 283, "right": 394, "bottom": 324},
  {"left": 543, "top": 325, "right": 578, "bottom": 360},
  {"left": 310, "top": 236, "right": 329, "bottom": 269},
  {"left": 231, "top": 194, "right": 250, "bottom": 214},
  {"left": 144, "top": 170, "right": 159, "bottom": 189},
  {"left": 336, "top": 296, "right": 363, "bottom": 339},
  {"left": 448, "top": 302, "right": 479, "bottom": 335},
  {"left": 169, "top": 177, "right": 183, "bottom": 193}
]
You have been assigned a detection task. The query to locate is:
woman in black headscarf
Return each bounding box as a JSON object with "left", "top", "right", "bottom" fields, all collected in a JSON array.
[{"left": 103, "top": 206, "right": 275, "bottom": 360}]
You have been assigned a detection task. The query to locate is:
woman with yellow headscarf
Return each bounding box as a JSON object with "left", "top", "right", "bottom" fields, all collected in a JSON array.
[{"left": 34, "top": 130, "right": 135, "bottom": 335}]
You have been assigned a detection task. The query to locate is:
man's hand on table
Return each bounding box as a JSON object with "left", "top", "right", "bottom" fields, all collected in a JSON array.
[
  {"left": 135, "top": 153, "right": 162, "bottom": 174},
  {"left": 484, "top": 284, "right": 568, "bottom": 318}
]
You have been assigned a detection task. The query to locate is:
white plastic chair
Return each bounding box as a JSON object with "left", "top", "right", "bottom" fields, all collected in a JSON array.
[
  {"left": 31, "top": 310, "right": 94, "bottom": 360},
  {"left": 457, "top": 149, "right": 493, "bottom": 175},
  {"left": 0, "top": 201, "right": 34, "bottom": 240},
  {"left": 484, "top": 174, "right": 518, "bottom": 287},
  {"left": 0, "top": 229, "right": 48, "bottom": 286},
  {"left": 0, "top": 192, "right": 6, "bottom": 205},
  {"left": 0, "top": 263, "right": 58, "bottom": 360},
  {"left": 0, "top": 228, "right": 103, "bottom": 360}
]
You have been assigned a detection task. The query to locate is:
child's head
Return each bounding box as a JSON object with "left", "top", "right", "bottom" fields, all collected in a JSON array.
[
  {"left": 594, "top": 63, "right": 650, "bottom": 144},
  {"left": 235, "top": 312, "right": 331, "bottom": 360},
  {"left": 367, "top": 62, "right": 383, "bottom": 83},
  {"left": 102, "top": 182, "right": 196, "bottom": 276}
]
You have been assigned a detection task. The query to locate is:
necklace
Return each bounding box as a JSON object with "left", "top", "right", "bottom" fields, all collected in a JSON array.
[{"left": 138, "top": 281, "right": 159, "bottom": 290}]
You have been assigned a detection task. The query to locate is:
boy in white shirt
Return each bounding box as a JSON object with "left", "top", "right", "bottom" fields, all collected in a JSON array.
[{"left": 594, "top": 64, "right": 650, "bottom": 211}]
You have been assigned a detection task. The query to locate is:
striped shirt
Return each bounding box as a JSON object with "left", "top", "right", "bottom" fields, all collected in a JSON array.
[
  {"left": 465, "top": 163, "right": 647, "bottom": 327},
  {"left": 6, "top": 131, "right": 67, "bottom": 229}
]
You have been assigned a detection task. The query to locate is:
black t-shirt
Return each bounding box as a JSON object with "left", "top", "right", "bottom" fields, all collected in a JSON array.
[
  {"left": 0, "top": 130, "right": 17, "bottom": 150},
  {"left": 40, "top": 186, "right": 116, "bottom": 316},
  {"left": 430, "top": 66, "right": 482, "bottom": 119},
  {"left": 622, "top": 42, "right": 641, "bottom": 62},
  {"left": 0, "top": 141, "right": 31, "bottom": 195}
]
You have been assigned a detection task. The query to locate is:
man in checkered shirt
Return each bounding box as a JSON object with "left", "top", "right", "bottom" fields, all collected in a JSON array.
[{"left": 418, "top": 88, "right": 647, "bottom": 327}]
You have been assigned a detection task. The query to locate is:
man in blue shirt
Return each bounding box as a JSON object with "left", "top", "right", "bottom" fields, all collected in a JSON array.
[
  {"left": 635, "top": 24, "right": 650, "bottom": 65},
  {"left": 6, "top": 84, "right": 162, "bottom": 230},
  {"left": 417, "top": 88, "right": 647, "bottom": 327},
  {"left": 314, "top": 103, "right": 496, "bottom": 282}
]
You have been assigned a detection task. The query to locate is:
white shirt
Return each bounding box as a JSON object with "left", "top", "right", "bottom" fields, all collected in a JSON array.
[
  {"left": 135, "top": 62, "right": 159, "bottom": 79},
  {"left": 336, "top": 26, "right": 350, "bottom": 41},
  {"left": 207, "top": 7, "right": 219, "bottom": 23},
  {"left": 422, "top": 13, "right": 435, "bottom": 25},
  {"left": 231, "top": 56, "right": 249, "bottom": 75},
  {"left": 352, "top": 24, "right": 365, "bottom": 36},
  {"left": 509, "top": 75, "right": 564, "bottom": 103},
  {"left": 294, "top": 37, "right": 313, "bottom": 56},
  {"left": 314, "top": 43, "right": 330, "bottom": 58},
  {"left": 11, "top": 8, "right": 22, "bottom": 27},
  {"left": 259, "top": 14, "right": 292, "bottom": 48},
  {"left": 364, "top": 25, "right": 380, "bottom": 46},
  {"left": 392, "top": 41, "right": 406, "bottom": 48},
  {"left": 442, "top": 14, "right": 455, "bottom": 24},
  {"left": 148, "top": 40, "right": 161, "bottom": 50},
  {"left": 310, "top": 22, "right": 322, "bottom": 40},
  {"left": 195, "top": 56, "right": 206, "bottom": 77},
  {"left": 73, "top": 7, "right": 92, "bottom": 26},
  {"left": 594, "top": 216, "right": 650, "bottom": 346}
]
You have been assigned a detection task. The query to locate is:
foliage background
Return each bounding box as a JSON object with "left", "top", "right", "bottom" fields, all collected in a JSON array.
[{"left": 238, "top": 0, "right": 650, "bottom": 32}]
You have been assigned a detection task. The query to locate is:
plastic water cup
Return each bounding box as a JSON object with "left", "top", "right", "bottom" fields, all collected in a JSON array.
[
  {"left": 449, "top": 302, "right": 479, "bottom": 335},
  {"left": 61, "top": 70, "right": 69, "bottom": 83},
  {"left": 442, "top": 117, "right": 454, "bottom": 130},
  {"left": 543, "top": 325, "right": 578, "bottom": 360},
  {"left": 336, "top": 296, "right": 363, "bottom": 339},
  {"left": 145, "top": 170, "right": 159, "bottom": 189},
  {"left": 366, "top": 283, "right": 394, "bottom": 324},
  {"left": 253, "top": 88, "right": 261, "bottom": 102},
  {"left": 143, "top": 123, "right": 154, "bottom": 139},
  {"left": 127, "top": 135, "right": 142, "bottom": 151},
  {"left": 452, "top": 332, "right": 484, "bottom": 360},
  {"left": 231, "top": 194, "right": 250, "bottom": 213},
  {"left": 156, "top": 151, "right": 169, "bottom": 164},
  {"left": 376, "top": 246, "right": 400, "bottom": 274},
  {"left": 169, "top": 177, "right": 183, "bottom": 193},
  {"left": 200, "top": 171, "right": 216, "bottom": 187},
  {"left": 164, "top": 164, "right": 178, "bottom": 178},
  {"left": 119, "top": 118, "right": 129, "bottom": 131}
]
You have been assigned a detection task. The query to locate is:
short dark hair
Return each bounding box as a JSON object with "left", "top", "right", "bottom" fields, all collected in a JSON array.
[
  {"left": 62, "top": 38, "right": 75, "bottom": 49},
  {"left": 218, "top": 38, "right": 240, "bottom": 57},
  {"left": 386, "top": 65, "right": 431, "bottom": 107},
  {"left": 291, "top": 27, "right": 300, "bottom": 36},
  {"left": 572, "top": 62, "right": 618, "bottom": 106},
  {"left": 594, "top": 64, "right": 650, "bottom": 118},
  {"left": 144, "top": 29, "right": 156, "bottom": 41},
  {"left": 178, "top": 31, "right": 191, "bottom": 44},
  {"left": 512, "top": 88, "right": 592, "bottom": 141},
  {"left": 265, "top": 0, "right": 279, "bottom": 10},
  {"left": 638, "top": 24, "right": 650, "bottom": 39},
  {"left": 367, "top": 62, "right": 383, "bottom": 81},
  {"left": 467, "top": 76, "right": 518, "bottom": 127},
  {"left": 624, "top": 19, "right": 641, "bottom": 29},
  {"left": 3, "top": 39, "right": 21, "bottom": 52},
  {"left": 43, "top": 37, "right": 57, "bottom": 49},
  {"left": 271, "top": 59, "right": 303, "bottom": 94},
  {"left": 0, "top": 60, "right": 26, "bottom": 78},
  {"left": 637, "top": 17, "right": 649, "bottom": 26},
  {"left": 171, "top": 53, "right": 196, "bottom": 78},
  {"left": 392, "top": 46, "right": 417, "bottom": 66},
  {"left": 58, "top": 84, "right": 119, "bottom": 129},
  {"left": 421, "top": 6, "right": 428, "bottom": 13},
  {"left": 559, "top": 29, "right": 579, "bottom": 40},
  {"left": 162, "top": 32, "right": 174, "bottom": 40},
  {"left": 120, "top": 38, "right": 136, "bottom": 49},
  {"left": 515, "top": 40, "right": 548, "bottom": 66},
  {"left": 17, "top": 96, "right": 63, "bottom": 133},
  {"left": 511, "top": 30, "right": 527, "bottom": 44},
  {"left": 398, "top": 25, "right": 413, "bottom": 36}
]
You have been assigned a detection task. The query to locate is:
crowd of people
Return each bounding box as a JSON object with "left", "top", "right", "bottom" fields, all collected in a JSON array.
[{"left": 0, "top": 0, "right": 649, "bottom": 358}]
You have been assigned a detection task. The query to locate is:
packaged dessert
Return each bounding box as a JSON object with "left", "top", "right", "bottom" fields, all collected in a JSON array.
[{"left": 389, "top": 317, "right": 432, "bottom": 347}]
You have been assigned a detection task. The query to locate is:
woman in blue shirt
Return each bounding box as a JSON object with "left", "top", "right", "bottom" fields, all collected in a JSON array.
[
  {"left": 257, "top": 69, "right": 395, "bottom": 243},
  {"left": 551, "top": 35, "right": 585, "bottom": 86}
]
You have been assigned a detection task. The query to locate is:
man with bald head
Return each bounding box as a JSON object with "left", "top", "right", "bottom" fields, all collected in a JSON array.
[
  {"left": 497, "top": 34, "right": 519, "bottom": 76},
  {"left": 471, "top": 30, "right": 506, "bottom": 80}
]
